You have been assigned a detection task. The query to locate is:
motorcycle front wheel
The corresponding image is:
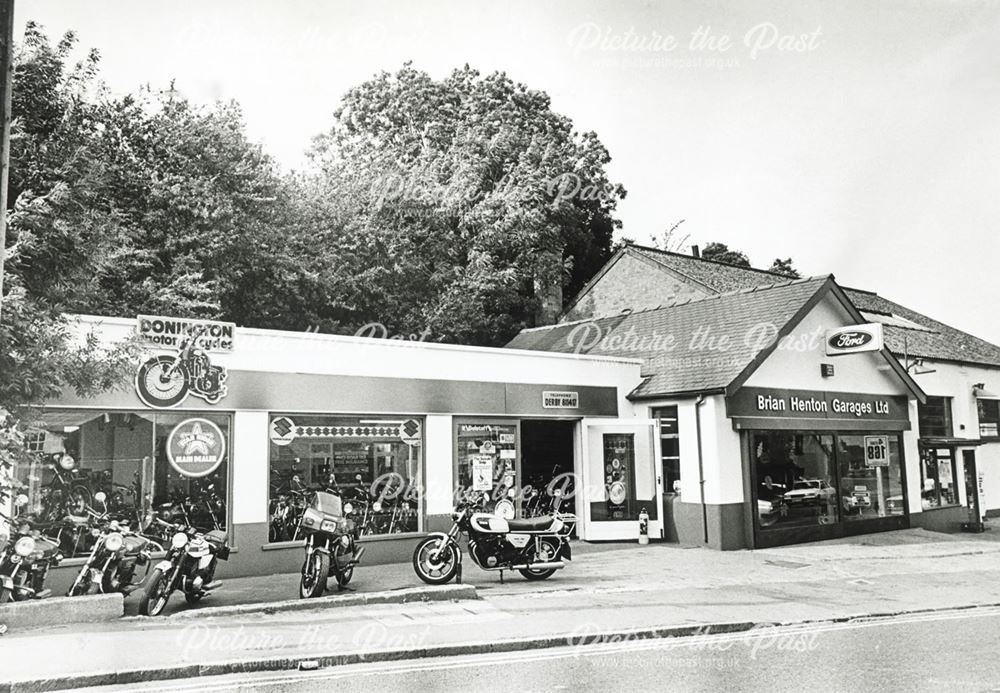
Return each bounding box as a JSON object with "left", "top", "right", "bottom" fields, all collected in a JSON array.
[
  {"left": 0, "top": 586, "right": 12, "bottom": 604},
  {"left": 138, "top": 568, "right": 171, "bottom": 616},
  {"left": 519, "top": 537, "right": 560, "bottom": 581},
  {"left": 300, "top": 551, "right": 329, "bottom": 599},
  {"left": 413, "top": 537, "right": 459, "bottom": 585},
  {"left": 67, "top": 569, "right": 93, "bottom": 597}
]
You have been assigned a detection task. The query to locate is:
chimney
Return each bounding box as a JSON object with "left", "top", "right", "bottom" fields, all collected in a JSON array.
[
  {"left": 691, "top": 245, "right": 701, "bottom": 258},
  {"left": 533, "top": 248, "right": 564, "bottom": 326}
]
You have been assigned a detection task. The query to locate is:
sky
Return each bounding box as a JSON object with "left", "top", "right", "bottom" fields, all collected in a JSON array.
[{"left": 16, "top": 0, "right": 1000, "bottom": 345}]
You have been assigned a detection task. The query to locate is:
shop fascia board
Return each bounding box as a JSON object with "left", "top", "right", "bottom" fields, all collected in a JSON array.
[
  {"left": 64, "top": 313, "right": 643, "bottom": 367},
  {"left": 723, "top": 277, "right": 927, "bottom": 404}
]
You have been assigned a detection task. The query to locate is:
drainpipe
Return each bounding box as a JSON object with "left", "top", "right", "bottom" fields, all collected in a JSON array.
[{"left": 695, "top": 394, "right": 709, "bottom": 544}]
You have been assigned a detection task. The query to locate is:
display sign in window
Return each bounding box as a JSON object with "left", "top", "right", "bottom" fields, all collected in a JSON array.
[
  {"left": 267, "top": 415, "right": 423, "bottom": 542},
  {"left": 12, "top": 410, "right": 230, "bottom": 558}
]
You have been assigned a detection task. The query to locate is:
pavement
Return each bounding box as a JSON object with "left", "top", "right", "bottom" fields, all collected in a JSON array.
[{"left": 4, "top": 528, "right": 1000, "bottom": 691}]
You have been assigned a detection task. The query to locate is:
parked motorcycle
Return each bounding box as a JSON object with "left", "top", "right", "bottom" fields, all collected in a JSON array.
[
  {"left": 412, "top": 491, "right": 575, "bottom": 585},
  {"left": 298, "top": 491, "right": 364, "bottom": 598},
  {"left": 1, "top": 496, "right": 64, "bottom": 603},
  {"left": 138, "top": 521, "right": 229, "bottom": 616},
  {"left": 66, "top": 493, "right": 161, "bottom": 596}
]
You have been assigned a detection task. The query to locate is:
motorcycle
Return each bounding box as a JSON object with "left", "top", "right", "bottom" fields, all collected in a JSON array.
[
  {"left": 412, "top": 491, "right": 575, "bottom": 585},
  {"left": 135, "top": 325, "right": 228, "bottom": 408},
  {"left": 66, "top": 492, "right": 161, "bottom": 596},
  {"left": 1, "top": 496, "right": 64, "bottom": 603},
  {"left": 298, "top": 491, "right": 364, "bottom": 598},
  {"left": 138, "top": 521, "right": 229, "bottom": 616}
]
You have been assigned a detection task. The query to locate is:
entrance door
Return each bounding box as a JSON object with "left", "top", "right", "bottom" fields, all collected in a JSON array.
[
  {"left": 580, "top": 419, "right": 660, "bottom": 541},
  {"left": 963, "top": 449, "right": 984, "bottom": 529}
]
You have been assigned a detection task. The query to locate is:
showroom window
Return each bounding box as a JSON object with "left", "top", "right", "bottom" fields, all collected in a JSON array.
[
  {"left": 14, "top": 410, "right": 230, "bottom": 558},
  {"left": 836, "top": 435, "right": 905, "bottom": 520},
  {"left": 653, "top": 406, "right": 681, "bottom": 494},
  {"left": 977, "top": 399, "right": 1000, "bottom": 438},
  {"left": 920, "top": 447, "right": 958, "bottom": 508},
  {"left": 752, "top": 432, "right": 839, "bottom": 529},
  {"left": 267, "top": 414, "right": 423, "bottom": 542},
  {"left": 918, "top": 397, "right": 953, "bottom": 438},
  {"left": 454, "top": 421, "right": 519, "bottom": 512}
]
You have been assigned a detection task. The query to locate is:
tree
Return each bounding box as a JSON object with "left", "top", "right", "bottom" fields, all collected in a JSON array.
[
  {"left": 1, "top": 24, "right": 139, "bottom": 525},
  {"left": 769, "top": 257, "right": 801, "bottom": 278},
  {"left": 701, "top": 242, "right": 751, "bottom": 268},
  {"left": 651, "top": 219, "right": 689, "bottom": 253},
  {"left": 304, "top": 64, "right": 626, "bottom": 344}
]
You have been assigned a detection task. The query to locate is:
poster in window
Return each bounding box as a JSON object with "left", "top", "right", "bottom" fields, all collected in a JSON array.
[
  {"left": 603, "top": 433, "right": 635, "bottom": 520},
  {"left": 471, "top": 455, "right": 494, "bottom": 491},
  {"left": 864, "top": 436, "right": 889, "bottom": 468}
]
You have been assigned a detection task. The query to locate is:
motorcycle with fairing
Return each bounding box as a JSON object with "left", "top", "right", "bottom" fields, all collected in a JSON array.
[
  {"left": 412, "top": 490, "right": 575, "bottom": 585},
  {"left": 298, "top": 491, "right": 364, "bottom": 598},
  {"left": 138, "top": 520, "right": 229, "bottom": 616}
]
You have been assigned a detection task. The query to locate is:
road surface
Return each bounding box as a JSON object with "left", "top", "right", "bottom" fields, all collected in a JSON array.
[{"left": 80, "top": 606, "right": 1000, "bottom": 692}]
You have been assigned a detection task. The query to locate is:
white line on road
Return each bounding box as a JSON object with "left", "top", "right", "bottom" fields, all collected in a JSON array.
[{"left": 117, "top": 606, "right": 1000, "bottom": 693}]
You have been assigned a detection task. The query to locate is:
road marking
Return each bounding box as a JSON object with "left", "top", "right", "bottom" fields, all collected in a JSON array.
[{"left": 104, "top": 606, "right": 1000, "bottom": 693}]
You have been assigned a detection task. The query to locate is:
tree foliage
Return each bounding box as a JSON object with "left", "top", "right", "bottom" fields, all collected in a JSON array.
[
  {"left": 700, "top": 242, "right": 752, "bottom": 268},
  {"left": 303, "top": 64, "right": 625, "bottom": 344},
  {"left": 769, "top": 257, "right": 801, "bottom": 278}
]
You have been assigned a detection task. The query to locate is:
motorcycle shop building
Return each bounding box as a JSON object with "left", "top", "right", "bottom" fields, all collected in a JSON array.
[{"left": 10, "top": 277, "right": 937, "bottom": 584}]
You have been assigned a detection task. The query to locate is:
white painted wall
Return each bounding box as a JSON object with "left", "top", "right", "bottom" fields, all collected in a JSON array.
[
  {"left": 744, "top": 296, "right": 907, "bottom": 396},
  {"left": 230, "top": 411, "right": 269, "bottom": 525},
  {"left": 424, "top": 415, "right": 454, "bottom": 516},
  {"left": 67, "top": 316, "right": 643, "bottom": 402}
]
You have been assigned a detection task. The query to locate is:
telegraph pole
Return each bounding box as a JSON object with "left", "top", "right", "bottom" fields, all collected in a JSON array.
[{"left": 0, "top": 0, "right": 13, "bottom": 324}]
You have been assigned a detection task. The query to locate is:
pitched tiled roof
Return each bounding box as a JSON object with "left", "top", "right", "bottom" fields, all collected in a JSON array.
[
  {"left": 630, "top": 245, "right": 794, "bottom": 293},
  {"left": 844, "top": 289, "right": 1000, "bottom": 367},
  {"left": 580, "top": 243, "right": 1000, "bottom": 369},
  {"left": 508, "top": 276, "right": 832, "bottom": 398}
]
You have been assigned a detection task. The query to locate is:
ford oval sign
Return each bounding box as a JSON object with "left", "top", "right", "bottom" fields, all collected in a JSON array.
[{"left": 825, "top": 324, "right": 884, "bottom": 356}]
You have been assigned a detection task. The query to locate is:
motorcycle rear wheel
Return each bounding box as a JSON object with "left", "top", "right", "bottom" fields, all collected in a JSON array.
[
  {"left": 300, "top": 551, "right": 329, "bottom": 599},
  {"left": 519, "top": 537, "right": 560, "bottom": 581},
  {"left": 138, "top": 568, "right": 171, "bottom": 616},
  {"left": 413, "top": 537, "right": 459, "bottom": 585}
]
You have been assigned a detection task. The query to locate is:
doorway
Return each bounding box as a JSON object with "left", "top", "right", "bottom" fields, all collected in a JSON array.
[{"left": 520, "top": 420, "right": 576, "bottom": 517}]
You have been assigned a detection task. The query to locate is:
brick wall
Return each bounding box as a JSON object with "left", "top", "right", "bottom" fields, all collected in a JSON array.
[{"left": 561, "top": 252, "right": 710, "bottom": 322}]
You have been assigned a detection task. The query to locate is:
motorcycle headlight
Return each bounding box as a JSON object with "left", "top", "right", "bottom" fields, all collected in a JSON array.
[
  {"left": 320, "top": 519, "right": 338, "bottom": 533},
  {"left": 15, "top": 536, "right": 36, "bottom": 557},
  {"left": 372, "top": 501, "right": 382, "bottom": 512},
  {"left": 171, "top": 532, "right": 189, "bottom": 549},
  {"left": 344, "top": 503, "right": 354, "bottom": 515},
  {"left": 104, "top": 532, "right": 125, "bottom": 552},
  {"left": 339, "top": 534, "right": 351, "bottom": 548},
  {"left": 91, "top": 528, "right": 102, "bottom": 538}
]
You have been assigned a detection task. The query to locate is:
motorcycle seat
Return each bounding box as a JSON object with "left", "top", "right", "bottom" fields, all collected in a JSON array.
[
  {"left": 506, "top": 517, "right": 557, "bottom": 532},
  {"left": 205, "top": 530, "right": 228, "bottom": 545}
]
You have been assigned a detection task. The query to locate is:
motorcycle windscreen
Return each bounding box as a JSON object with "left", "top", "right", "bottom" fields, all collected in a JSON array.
[{"left": 312, "top": 491, "right": 344, "bottom": 518}]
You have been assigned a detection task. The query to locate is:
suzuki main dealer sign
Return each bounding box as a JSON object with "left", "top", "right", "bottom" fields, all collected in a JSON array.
[{"left": 825, "top": 323, "right": 884, "bottom": 356}]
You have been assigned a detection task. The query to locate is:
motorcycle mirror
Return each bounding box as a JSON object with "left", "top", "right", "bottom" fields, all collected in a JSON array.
[
  {"left": 94, "top": 491, "right": 107, "bottom": 505},
  {"left": 14, "top": 494, "right": 29, "bottom": 508},
  {"left": 355, "top": 474, "right": 363, "bottom": 481}
]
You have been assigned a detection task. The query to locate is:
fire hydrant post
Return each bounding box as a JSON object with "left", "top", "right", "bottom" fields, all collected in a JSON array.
[{"left": 638, "top": 507, "right": 649, "bottom": 545}]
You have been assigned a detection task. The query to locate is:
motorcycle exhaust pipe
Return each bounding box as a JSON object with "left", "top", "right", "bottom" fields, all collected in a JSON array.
[{"left": 510, "top": 561, "right": 565, "bottom": 570}]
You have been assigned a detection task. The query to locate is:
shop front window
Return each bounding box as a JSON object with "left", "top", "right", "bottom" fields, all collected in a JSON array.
[
  {"left": 921, "top": 447, "right": 957, "bottom": 508},
  {"left": 653, "top": 406, "right": 681, "bottom": 494},
  {"left": 753, "top": 432, "right": 838, "bottom": 529},
  {"left": 978, "top": 399, "right": 1000, "bottom": 439},
  {"left": 13, "top": 410, "right": 230, "bottom": 558},
  {"left": 837, "top": 435, "right": 905, "bottom": 520},
  {"left": 589, "top": 433, "right": 637, "bottom": 521},
  {"left": 455, "top": 422, "right": 518, "bottom": 516},
  {"left": 918, "top": 397, "right": 953, "bottom": 438},
  {"left": 267, "top": 415, "right": 422, "bottom": 542}
]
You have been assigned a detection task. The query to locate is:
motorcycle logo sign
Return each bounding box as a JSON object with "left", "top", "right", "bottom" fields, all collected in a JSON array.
[
  {"left": 167, "top": 418, "right": 227, "bottom": 478},
  {"left": 135, "top": 326, "right": 229, "bottom": 408}
]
